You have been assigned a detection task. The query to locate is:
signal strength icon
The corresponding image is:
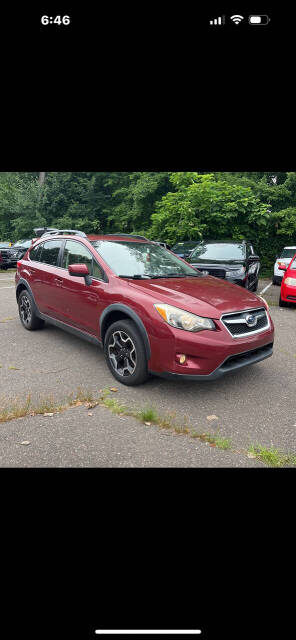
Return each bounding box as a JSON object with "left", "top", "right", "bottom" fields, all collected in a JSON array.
[
  {"left": 230, "top": 15, "right": 244, "bottom": 24},
  {"left": 209, "top": 16, "right": 225, "bottom": 25}
]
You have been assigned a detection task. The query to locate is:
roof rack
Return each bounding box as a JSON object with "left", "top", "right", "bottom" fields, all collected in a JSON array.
[
  {"left": 104, "top": 233, "right": 149, "bottom": 240},
  {"left": 33, "top": 227, "right": 59, "bottom": 237},
  {"left": 41, "top": 229, "right": 87, "bottom": 238}
]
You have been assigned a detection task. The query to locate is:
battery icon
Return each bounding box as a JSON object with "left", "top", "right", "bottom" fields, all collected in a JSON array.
[{"left": 248, "top": 15, "right": 270, "bottom": 25}]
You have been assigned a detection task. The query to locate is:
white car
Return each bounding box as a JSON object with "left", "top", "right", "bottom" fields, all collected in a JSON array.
[{"left": 273, "top": 246, "right": 296, "bottom": 285}]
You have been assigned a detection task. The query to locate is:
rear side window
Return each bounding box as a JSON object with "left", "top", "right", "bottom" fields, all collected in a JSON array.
[
  {"left": 280, "top": 248, "right": 296, "bottom": 259},
  {"left": 29, "top": 244, "right": 42, "bottom": 262},
  {"left": 39, "top": 240, "right": 63, "bottom": 266}
]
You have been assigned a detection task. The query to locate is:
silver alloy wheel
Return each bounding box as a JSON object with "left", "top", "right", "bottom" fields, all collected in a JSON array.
[
  {"left": 108, "top": 330, "right": 137, "bottom": 376},
  {"left": 19, "top": 294, "right": 32, "bottom": 326}
]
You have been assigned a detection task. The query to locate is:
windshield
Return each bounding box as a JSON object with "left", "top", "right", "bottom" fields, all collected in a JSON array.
[
  {"left": 13, "top": 240, "right": 32, "bottom": 248},
  {"left": 280, "top": 248, "right": 296, "bottom": 259},
  {"left": 190, "top": 243, "right": 245, "bottom": 262},
  {"left": 0, "top": 242, "right": 10, "bottom": 247},
  {"left": 91, "top": 241, "right": 201, "bottom": 278}
]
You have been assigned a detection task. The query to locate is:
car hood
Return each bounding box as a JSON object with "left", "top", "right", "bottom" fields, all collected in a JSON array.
[
  {"left": 189, "top": 260, "right": 245, "bottom": 268},
  {"left": 127, "top": 276, "right": 263, "bottom": 319}
]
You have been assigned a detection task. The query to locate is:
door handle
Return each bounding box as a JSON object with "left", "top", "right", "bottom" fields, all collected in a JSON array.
[
  {"left": 54, "top": 277, "right": 63, "bottom": 287},
  {"left": 87, "top": 294, "right": 98, "bottom": 303}
]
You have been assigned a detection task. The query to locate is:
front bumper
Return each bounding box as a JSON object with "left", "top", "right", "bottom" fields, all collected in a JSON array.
[
  {"left": 226, "top": 277, "right": 247, "bottom": 287},
  {"left": 148, "top": 309, "right": 274, "bottom": 378},
  {"left": 281, "top": 282, "right": 296, "bottom": 303},
  {"left": 151, "top": 342, "right": 273, "bottom": 381}
]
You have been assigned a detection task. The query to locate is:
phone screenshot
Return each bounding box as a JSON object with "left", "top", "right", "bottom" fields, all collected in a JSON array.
[{"left": 0, "top": 6, "right": 294, "bottom": 640}]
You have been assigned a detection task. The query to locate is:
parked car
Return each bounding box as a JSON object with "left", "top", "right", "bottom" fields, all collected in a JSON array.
[
  {"left": 5, "top": 240, "right": 33, "bottom": 269},
  {"left": 187, "top": 240, "right": 260, "bottom": 291},
  {"left": 171, "top": 241, "right": 200, "bottom": 259},
  {"left": 278, "top": 253, "right": 296, "bottom": 307},
  {"left": 154, "top": 241, "right": 171, "bottom": 250},
  {"left": 273, "top": 246, "right": 296, "bottom": 285},
  {"left": 15, "top": 232, "right": 274, "bottom": 386},
  {"left": 0, "top": 242, "right": 12, "bottom": 269}
]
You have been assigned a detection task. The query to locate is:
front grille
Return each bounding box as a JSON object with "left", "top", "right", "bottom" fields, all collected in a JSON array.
[
  {"left": 221, "top": 307, "right": 269, "bottom": 338},
  {"left": 196, "top": 267, "right": 225, "bottom": 278},
  {"left": 0, "top": 250, "right": 10, "bottom": 259}
]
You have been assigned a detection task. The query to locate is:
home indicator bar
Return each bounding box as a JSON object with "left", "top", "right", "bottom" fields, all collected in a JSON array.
[{"left": 95, "top": 632, "right": 202, "bottom": 636}]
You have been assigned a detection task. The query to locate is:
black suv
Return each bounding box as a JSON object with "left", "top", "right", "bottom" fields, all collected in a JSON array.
[
  {"left": 188, "top": 240, "right": 260, "bottom": 291},
  {"left": 0, "top": 243, "right": 11, "bottom": 270},
  {"left": 5, "top": 240, "right": 33, "bottom": 268},
  {"left": 171, "top": 240, "right": 200, "bottom": 259}
]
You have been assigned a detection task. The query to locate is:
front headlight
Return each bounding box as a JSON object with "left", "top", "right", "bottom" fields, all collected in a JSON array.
[
  {"left": 284, "top": 277, "right": 296, "bottom": 286},
  {"left": 154, "top": 303, "right": 215, "bottom": 332}
]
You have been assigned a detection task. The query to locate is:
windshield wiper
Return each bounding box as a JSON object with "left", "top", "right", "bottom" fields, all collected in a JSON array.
[
  {"left": 148, "top": 273, "right": 201, "bottom": 278},
  {"left": 118, "top": 274, "right": 153, "bottom": 279},
  {"left": 118, "top": 273, "right": 201, "bottom": 280}
]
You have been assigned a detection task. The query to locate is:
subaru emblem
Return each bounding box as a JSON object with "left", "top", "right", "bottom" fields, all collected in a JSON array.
[{"left": 245, "top": 314, "right": 257, "bottom": 327}]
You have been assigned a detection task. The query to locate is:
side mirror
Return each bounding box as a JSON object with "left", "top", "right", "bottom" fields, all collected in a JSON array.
[
  {"left": 68, "top": 263, "right": 92, "bottom": 284},
  {"left": 278, "top": 264, "right": 287, "bottom": 271}
]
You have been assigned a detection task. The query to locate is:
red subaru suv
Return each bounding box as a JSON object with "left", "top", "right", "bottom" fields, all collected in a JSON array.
[{"left": 15, "top": 233, "right": 274, "bottom": 386}]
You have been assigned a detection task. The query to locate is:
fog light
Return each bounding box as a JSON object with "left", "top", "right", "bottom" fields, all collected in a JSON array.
[{"left": 176, "top": 354, "right": 187, "bottom": 364}]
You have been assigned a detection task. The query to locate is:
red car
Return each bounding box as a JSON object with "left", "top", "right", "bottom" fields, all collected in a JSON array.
[
  {"left": 15, "top": 233, "right": 274, "bottom": 386},
  {"left": 279, "top": 253, "right": 296, "bottom": 307}
]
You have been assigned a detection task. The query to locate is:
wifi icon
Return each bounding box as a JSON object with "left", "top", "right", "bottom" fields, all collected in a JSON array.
[{"left": 230, "top": 15, "right": 244, "bottom": 24}]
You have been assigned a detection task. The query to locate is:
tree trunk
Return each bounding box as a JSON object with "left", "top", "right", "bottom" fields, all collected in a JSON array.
[{"left": 39, "top": 172, "right": 46, "bottom": 185}]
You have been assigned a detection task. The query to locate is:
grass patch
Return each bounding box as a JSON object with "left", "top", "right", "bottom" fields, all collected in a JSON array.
[
  {"left": 75, "top": 387, "right": 94, "bottom": 404},
  {"left": 191, "top": 431, "right": 232, "bottom": 449},
  {"left": 0, "top": 394, "right": 33, "bottom": 422},
  {"left": 137, "top": 407, "right": 158, "bottom": 423},
  {"left": 101, "top": 396, "right": 127, "bottom": 414},
  {"left": 215, "top": 436, "right": 232, "bottom": 450},
  {"left": 248, "top": 444, "right": 296, "bottom": 468}
]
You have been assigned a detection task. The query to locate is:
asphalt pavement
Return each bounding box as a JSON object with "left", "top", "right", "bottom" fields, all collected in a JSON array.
[{"left": 0, "top": 272, "right": 295, "bottom": 466}]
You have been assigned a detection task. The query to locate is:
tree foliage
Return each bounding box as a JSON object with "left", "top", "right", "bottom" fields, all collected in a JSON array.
[{"left": 1, "top": 171, "right": 296, "bottom": 271}]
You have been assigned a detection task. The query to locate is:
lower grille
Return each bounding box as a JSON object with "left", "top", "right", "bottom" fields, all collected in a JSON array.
[
  {"left": 221, "top": 343, "right": 273, "bottom": 372},
  {"left": 221, "top": 307, "right": 269, "bottom": 338},
  {"left": 287, "top": 295, "right": 296, "bottom": 300}
]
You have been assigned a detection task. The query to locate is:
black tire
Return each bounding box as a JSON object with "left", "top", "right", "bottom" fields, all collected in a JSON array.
[
  {"left": 250, "top": 279, "right": 258, "bottom": 292},
  {"left": 104, "top": 319, "right": 149, "bottom": 386},
  {"left": 279, "top": 294, "right": 289, "bottom": 308},
  {"left": 18, "top": 290, "right": 44, "bottom": 330}
]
